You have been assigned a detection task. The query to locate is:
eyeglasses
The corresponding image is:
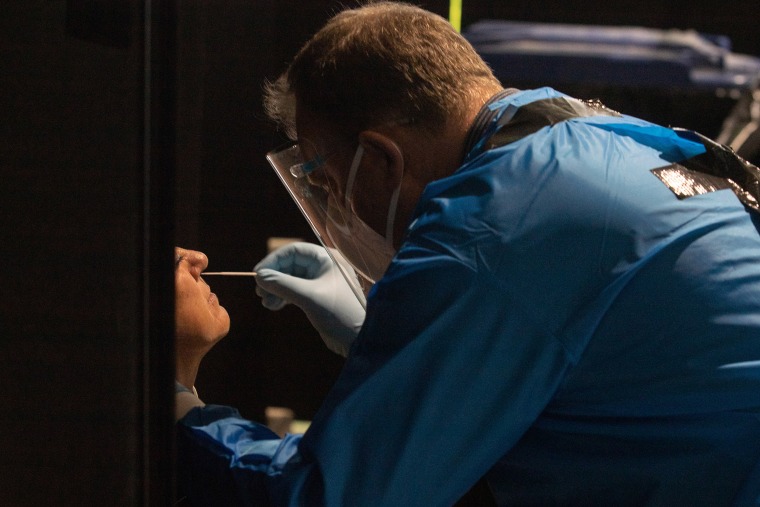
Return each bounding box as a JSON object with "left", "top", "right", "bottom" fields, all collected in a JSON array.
[
  {"left": 289, "top": 150, "right": 327, "bottom": 178},
  {"left": 286, "top": 137, "right": 346, "bottom": 179}
]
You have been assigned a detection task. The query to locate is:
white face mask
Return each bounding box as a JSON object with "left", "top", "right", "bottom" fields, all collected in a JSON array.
[{"left": 325, "top": 144, "right": 401, "bottom": 284}]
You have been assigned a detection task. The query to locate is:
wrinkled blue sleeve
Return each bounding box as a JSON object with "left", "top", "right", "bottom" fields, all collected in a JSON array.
[
  {"left": 176, "top": 404, "right": 302, "bottom": 506},
  {"left": 267, "top": 259, "right": 577, "bottom": 506}
]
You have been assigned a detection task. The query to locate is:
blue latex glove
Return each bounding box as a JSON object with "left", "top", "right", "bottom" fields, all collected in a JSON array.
[{"left": 254, "top": 242, "right": 366, "bottom": 357}]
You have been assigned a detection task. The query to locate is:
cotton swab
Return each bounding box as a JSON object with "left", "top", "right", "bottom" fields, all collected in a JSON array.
[{"left": 202, "top": 272, "right": 257, "bottom": 277}]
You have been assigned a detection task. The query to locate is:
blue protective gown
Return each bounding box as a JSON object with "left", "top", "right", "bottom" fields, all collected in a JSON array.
[{"left": 177, "top": 87, "right": 760, "bottom": 506}]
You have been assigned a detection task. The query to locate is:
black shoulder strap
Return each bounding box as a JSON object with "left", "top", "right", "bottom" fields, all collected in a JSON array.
[
  {"left": 483, "top": 96, "right": 622, "bottom": 151},
  {"left": 479, "top": 95, "right": 760, "bottom": 214},
  {"left": 652, "top": 128, "right": 760, "bottom": 213}
]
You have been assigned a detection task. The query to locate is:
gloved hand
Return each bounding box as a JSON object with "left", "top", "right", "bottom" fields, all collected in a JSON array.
[{"left": 254, "top": 242, "right": 366, "bottom": 357}]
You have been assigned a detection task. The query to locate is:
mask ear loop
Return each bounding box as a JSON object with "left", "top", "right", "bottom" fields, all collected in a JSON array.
[
  {"left": 384, "top": 140, "right": 404, "bottom": 247},
  {"left": 384, "top": 185, "right": 400, "bottom": 247},
  {"left": 344, "top": 145, "right": 364, "bottom": 209},
  {"left": 345, "top": 142, "right": 403, "bottom": 248}
]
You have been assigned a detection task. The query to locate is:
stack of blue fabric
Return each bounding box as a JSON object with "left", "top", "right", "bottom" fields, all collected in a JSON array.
[{"left": 464, "top": 20, "right": 760, "bottom": 92}]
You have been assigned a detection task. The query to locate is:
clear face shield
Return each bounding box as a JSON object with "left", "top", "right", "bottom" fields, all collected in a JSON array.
[{"left": 266, "top": 143, "right": 399, "bottom": 310}]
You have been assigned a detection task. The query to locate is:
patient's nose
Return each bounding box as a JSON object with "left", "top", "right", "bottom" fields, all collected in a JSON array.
[{"left": 184, "top": 249, "right": 208, "bottom": 279}]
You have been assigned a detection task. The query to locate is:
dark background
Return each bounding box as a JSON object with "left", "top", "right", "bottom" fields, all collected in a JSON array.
[{"left": 2, "top": 0, "right": 758, "bottom": 504}]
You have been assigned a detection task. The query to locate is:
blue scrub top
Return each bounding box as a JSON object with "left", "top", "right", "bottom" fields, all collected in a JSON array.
[{"left": 179, "top": 88, "right": 760, "bottom": 506}]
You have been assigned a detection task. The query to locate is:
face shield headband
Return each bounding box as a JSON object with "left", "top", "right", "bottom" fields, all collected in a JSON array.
[{"left": 265, "top": 142, "right": 401, "bottom": 307}]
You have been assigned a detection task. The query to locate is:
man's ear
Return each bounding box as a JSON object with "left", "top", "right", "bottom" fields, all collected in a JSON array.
[{"left": 357, "top": 130, "right": 404, "bottom": 187}]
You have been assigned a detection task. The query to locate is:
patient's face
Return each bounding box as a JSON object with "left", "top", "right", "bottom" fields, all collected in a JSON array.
[{"left": 175, "top": 247, "right": 230, "bottom": 348}]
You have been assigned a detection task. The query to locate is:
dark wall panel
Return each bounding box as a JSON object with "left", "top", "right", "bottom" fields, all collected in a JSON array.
[{"left": 1, "top": 1, "right": 173, "bottom": 504}]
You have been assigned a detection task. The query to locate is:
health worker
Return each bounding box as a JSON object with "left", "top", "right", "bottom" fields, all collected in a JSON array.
[{"left": 176, "top": 2, "right": 760, "bottom": 505}]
